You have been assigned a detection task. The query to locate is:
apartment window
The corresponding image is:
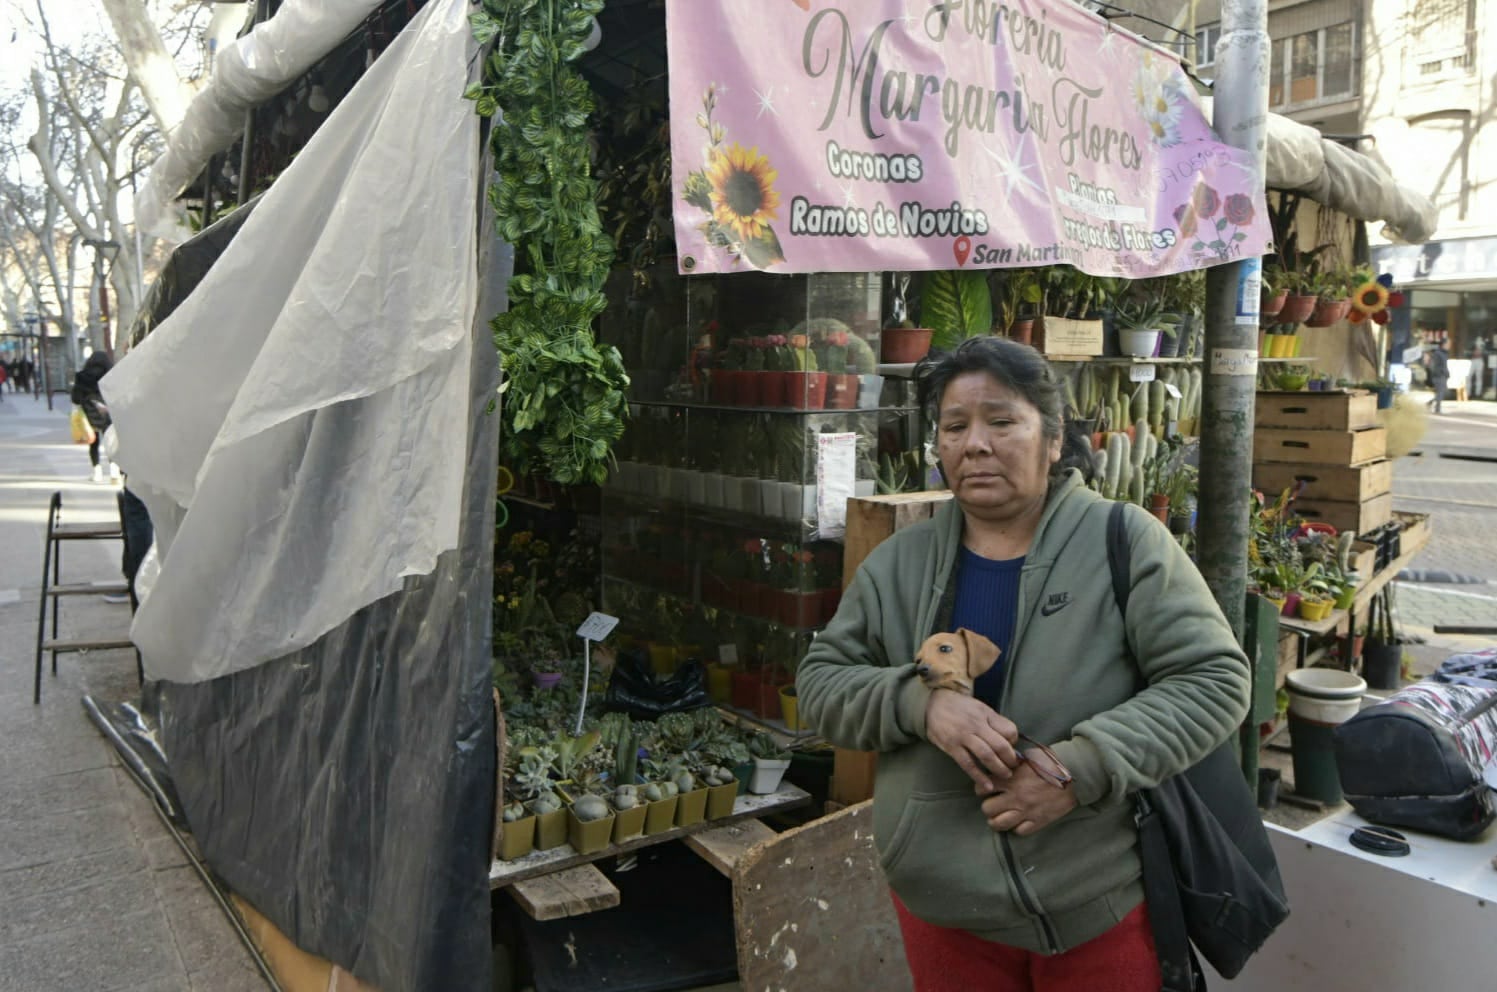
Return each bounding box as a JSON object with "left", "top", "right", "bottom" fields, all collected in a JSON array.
[
  {"left": 1196, "top": 25, "right": 1220, "bottom": 67},
  {"left": 1407, "top": 0, "right": 1475, "bottom": 78},
  {"left": 1269, "top": 22, "right": 1358, "bottom": 108}
]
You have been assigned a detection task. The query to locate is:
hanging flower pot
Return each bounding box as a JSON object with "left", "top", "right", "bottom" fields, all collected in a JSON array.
[
  {"left": 1279, "top": 294, "right": 1318, "bottom": 324},
  {"left": 1304, "top": 298, "right": 1351, "bottom": 327},
  {"left": 1261, "top": 290, "right": 1288, "bottom": 319},
  {"left": 881, "top": 326, "right": 933, "bottom": 363}
]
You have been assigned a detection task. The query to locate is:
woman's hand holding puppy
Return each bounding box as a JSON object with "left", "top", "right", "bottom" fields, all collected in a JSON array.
[{"left": 925, "top": 690, "right": 1021, "bottom": 794}]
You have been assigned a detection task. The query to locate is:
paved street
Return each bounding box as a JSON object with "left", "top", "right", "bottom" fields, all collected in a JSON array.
[
  {"left": 1390, "top": 392, "right": 1497, "bottom": 641},
  {"left": 0, "top": 392, "right": 264, "bottom": 992}
]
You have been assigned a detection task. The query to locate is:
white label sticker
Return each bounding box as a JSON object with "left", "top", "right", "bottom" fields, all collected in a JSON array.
[
  {"left": 1164, "top": 383, "right": 1183, "bottom": 399},
  {"left": 1129, "top": 364, "right": 1157, "bottom": 382},
  {"left": 815, "top": 432, "right": 858, "bottom": 540},
  {"left": 1236, "top": 258, "right": 1262, "bottom": 325},
  {"left": 576, "top": 612, "right": 621, "bottom": 642},
  {"left": 719, "top": 644, "right": 739, "bottom": 665},
  {"left": 1210, "top": 348, "right": 1259, "bottom": 376}
]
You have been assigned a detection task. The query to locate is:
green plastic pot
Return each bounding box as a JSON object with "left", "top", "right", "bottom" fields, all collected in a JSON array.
[
  {"left": 568, "top": 809, "right": 616, "bottom": 855},
  {"left": 498, "top": 814, "right": 535, "bottom": 862},
  {"left": 706, "top": 782, "right": 738, "bottom": 820},
  {"left": 675, "top": 787, "right": 709, "bottom": 827},
  {"left": 643, "top": 796, "right": 679, "bottom": 835}
]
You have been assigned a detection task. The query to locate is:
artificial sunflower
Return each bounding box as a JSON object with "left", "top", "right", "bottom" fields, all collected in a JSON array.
[
  {"left": 707, "top": 143, "right": 781, "bottom": 243},
  {"left": 1351, "top": 280, "right": 1389, "bottom": 315}
]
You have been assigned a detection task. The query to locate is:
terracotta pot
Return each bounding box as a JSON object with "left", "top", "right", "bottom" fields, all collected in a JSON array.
[
  {"left": 731, "top": 671, "right": 759, "bottom": 711},
  {"left": 1279, "top": 294, "right": 1318, "bottom": 324},
  {"left": 713, "top": 370, "right": 741, "bottom": 406},
  {"left": 881, "top": 326, "right": 933, "bottom": 363},
  {"left": 1008, "top": 318, "right": 1035, "bottom": 345},
  {"left": 779, "top": 590, "right": 822, "bottom": 629},
  {"left": 784, "top": 371, "right": 829, "bottom": 410},
  {"left": 825, "top": 372, "right": 860, "bottom": 409},
  {"left": 820, "top": 587, "right": 842, "bottom": 625},
  {"left": 1149, "top": 494, "right": 1170, "bottom": 523},
  {"left": 1304, "top": 298, "right": 1351, "bottom": 328},
  {"left": 728, "top": 578, "right": 761, "bottom": 617},
  {"left": 757, "top": 371, "right": 787, "bottom": 408},
  {"left": 1260, "top": 290, "right": 1288, "bottom": 319}
]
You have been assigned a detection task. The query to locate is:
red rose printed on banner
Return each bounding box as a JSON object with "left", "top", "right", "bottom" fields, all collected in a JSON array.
[
  {"left": 1223, "top": 193, "right": 1255, "bottom": 226},
  {"left": 1174, "top": 203, "right": 1198, "bottom": 240},
  {"left": 680, "top": 83, "right": 786, "bottom": 270},
  {"left": 1193, "top": 184, "right": 1221, "bottom": 219}
]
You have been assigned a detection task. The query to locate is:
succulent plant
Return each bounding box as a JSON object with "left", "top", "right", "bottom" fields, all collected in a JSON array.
[
  {"left": 502, "top": 801, "right": 529, "bottom": 822},
  {"left": 673, "top": 769, "right": 697, "bottom": 794},
  {"left": 612, "top": 785, "right": 639, "bottom": 810},
  {"left": 642, "top": 782, "right": 664, "bottom": 803},
  {"left": 572, "top": 794, "right": 610, "bottom": 822},
  {"left": 703, "top": 765, "right": 736, "bottom": 787},
  {"left": 530, "top": 790, "right": 563, "bottom": 815}
]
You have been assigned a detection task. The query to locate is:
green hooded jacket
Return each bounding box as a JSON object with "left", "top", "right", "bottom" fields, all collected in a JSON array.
[{"left": 798, "top": 471, "right": 1251, "bottom": 954}]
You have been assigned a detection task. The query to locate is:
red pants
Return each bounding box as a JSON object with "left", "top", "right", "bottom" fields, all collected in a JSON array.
[{"left": 893, "top": 893, "right": 1163, "bottom": 992}]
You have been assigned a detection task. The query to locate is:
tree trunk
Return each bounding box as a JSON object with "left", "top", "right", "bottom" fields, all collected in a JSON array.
[{"left": 94, "top": 0, "right": 194, "bottom": 135}]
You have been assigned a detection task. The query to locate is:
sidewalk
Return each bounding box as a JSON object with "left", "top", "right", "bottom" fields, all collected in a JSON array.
[
  {"left": 0, "top": 393, "right": 264, "bottom": 992},
  {"left": 1390, "top": 391, "right": 1497, "bottom": 672}
]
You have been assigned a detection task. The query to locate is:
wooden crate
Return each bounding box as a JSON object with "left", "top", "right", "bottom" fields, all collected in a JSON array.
[
  {"left": 1253, "top": 459, "right": 1393, "bottom": 503},
  {"left": 1255, "top": 390, "right": 1378, "bottom": 431},
  {"left": 1394, "top": 510, "right": 1432, "bottom": 550},
  {"left": 1349, "top": 541, "right": 1378, "bottom": 576},
  {"left": 1039, "top": 316, "right": 1104, "bottom": 357},
  {"left": 1289, "top": 492, "right": 1394, "bottom": 534},
  {"left": 1253, "top": 426, "right": 1386, "bottom": 467}
]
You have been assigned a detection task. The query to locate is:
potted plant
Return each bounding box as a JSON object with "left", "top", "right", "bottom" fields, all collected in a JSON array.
[
  {"left": 567, "top": 788, "right": 616, "bottom": 855},
  {"left": 1260, "top": 266, "right": 1288, "bottom": 320},
  {"left": 672, "top": 766, "right": 709, "bottom": 827},
  {"left": 743, "top": 335, "right": 771, "bottom": 407},
  {"left": 701, "top": 763, "right": 741, "bottom": 818},
  {"left": 639, "top": 757, "right": 681, "bottom": 834},
  {"left": 1305, "top": 267, "right": 1353, "bottom": 327},
  {"left": 1113, "top": 293, "right": 1166, "bottom": 358},
  {"left": 517, "top": 747, "right": 568, "bottom": 850},
  {"left": 776, "top": 542, "right": 822, "bottom": 628},
  {"left": 748, "top": 733, "right": 792, "bottom": 794},
  {"left": 882, "top": 274, "right": 933, "bottom": 363},
  {"left": 605, "top": 718, "right": 648, "bottom": 842},
  {"left": 995, "top": 268, "right": 1043, "bottom": 343},
  {"left": 812, "top": 324, "right": 860, "bottom": 409},
  {"left": 782, "top": 333, "right": 828, "bottom": 410},
  {"left": 715, "top": 338, "right": 749, "bottom": 405},
  {"left": 1272, "top": 364, "right": 1313, "bottom": 391}
]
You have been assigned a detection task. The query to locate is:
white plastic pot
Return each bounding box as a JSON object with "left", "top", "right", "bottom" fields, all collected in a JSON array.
[
  {"left": 686, "top": 469, "right": 706, "bottom": 505},
  {"left": 779, "top": 482, "right": 801, "bottom": 522},
  {"left": 755, "top": 479, "right": 779, "bottom": 517},
  {"left": 1286, "top": 668, "right": 1366, "bottom": 725},
  {"left": 702, "top": 472, "right": 725, "bottom": 508},
  {"left": 1119, "top": 328, "right": 1161, "bottom": 358},
  {"left": 858, "top": 373, "right": 885, "bottom": 408},
  {"left": 749, "top": 757, "right": 791, "bottom": 794}
]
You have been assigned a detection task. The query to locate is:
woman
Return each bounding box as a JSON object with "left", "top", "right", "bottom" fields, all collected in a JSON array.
[
  {"left": 799, "top": 337, "right": 1249, "bottom": 992},
  {"left": 71, "top": 350, "right": 114, "bottom": 483}
]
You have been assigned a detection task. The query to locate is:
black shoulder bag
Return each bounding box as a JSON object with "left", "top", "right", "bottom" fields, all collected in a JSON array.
[{"left": 1106, "top": 502, "right": 1290, "bottom": 990}]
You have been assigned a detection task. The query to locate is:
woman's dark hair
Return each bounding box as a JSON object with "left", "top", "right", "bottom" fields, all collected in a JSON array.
[{"left": 913, "top": 336, "right": 1095, "bottom": 484}]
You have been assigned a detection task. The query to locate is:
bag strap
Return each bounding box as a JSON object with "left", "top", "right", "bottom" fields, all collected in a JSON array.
[{"left": 1109, "top": 500, "right": 1202, "bottom": 992}]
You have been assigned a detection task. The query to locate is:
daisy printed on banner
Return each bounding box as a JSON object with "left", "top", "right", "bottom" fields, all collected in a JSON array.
[
  {"left": 1132, "top": 52, "right": 1191, "bottom": 148},
  {"left": 680, "top": 83, "right": 786, "bottom": 269}
]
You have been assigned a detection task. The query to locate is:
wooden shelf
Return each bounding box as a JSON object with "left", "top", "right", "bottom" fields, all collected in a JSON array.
[
  {"left": 1279, "top": 608, "right": 1348, "bottom": 638},
  {"left": 629, "top": 399, "right": 910, "bottom": 415},
  {"left": 1045, "top": 355, "right": 1201, "bottom": 364},
  {"left": 489, "top": 785, "right": 811, "bottom": 889}
]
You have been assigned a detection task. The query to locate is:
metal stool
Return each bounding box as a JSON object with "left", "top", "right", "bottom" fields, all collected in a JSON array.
[{"left": 34, "top": 491, "right": 141, "bottom": 703}]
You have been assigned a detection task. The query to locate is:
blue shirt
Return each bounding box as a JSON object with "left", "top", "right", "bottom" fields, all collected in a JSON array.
[{"left": 949, "top": 546, "right": 1025, "bottom": 707}]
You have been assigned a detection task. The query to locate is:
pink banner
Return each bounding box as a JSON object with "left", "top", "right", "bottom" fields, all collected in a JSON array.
[{"left": 667, "top": 0, "right": 1271, "bottom": 277}]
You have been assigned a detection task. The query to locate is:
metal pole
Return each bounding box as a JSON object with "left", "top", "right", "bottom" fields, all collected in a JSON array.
[{"left": 1196, "top": 0, "right": 1269, "bottom": 640}]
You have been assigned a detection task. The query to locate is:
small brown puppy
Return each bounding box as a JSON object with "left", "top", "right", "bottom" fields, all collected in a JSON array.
[{"left": 914, "top": 628, "right": 1001, "bottom": 695}]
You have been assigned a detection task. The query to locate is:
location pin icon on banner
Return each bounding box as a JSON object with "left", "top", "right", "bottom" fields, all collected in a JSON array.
[{"left": 954, "top": 236, "right": 972, "bottom": 266}]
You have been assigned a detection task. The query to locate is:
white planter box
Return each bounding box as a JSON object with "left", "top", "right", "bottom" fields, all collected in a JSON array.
[
  {"left": 749, "top": 758, "right": 791, "bottom": 794},
  {"left": 855, "top": 479, "right": 876, "bottom": 498},
  {"left": 702, "top": 472, "right": 726, "bottom": 508}
]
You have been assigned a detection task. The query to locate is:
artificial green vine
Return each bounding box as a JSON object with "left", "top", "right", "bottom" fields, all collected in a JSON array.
[{"left": 467, "top": 0, "right": 629, "bottom": 486}]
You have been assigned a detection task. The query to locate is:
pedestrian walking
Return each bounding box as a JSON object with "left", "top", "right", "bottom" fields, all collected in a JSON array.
[
  {"left": 1428, "top": 343, "right": 1450, "bottom": 414},
  {"left": 70, "top": 351, "right": 115, "bottom": 482}
]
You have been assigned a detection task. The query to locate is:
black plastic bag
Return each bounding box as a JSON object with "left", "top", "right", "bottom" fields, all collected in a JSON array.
[{"left": 604, "top": 648, "right": 710, "bottom": 718}]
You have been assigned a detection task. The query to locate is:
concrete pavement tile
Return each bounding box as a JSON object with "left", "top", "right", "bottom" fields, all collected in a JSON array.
[
  {"left": 107, "top": 979, "right": 191, "bottom": 992},
  {"left": 0, "top": 801, "right": 138, "bottom": 872},
  {"left": 155, "top": 867, "right": 251, "bottom": 976},
  {"left": 0, "top": 870, "right": 158, "bottom": 944},
  {"left": 0, "top": 904, "right": 181, "bottom": 992},
  {"left": 0, "top": 767, "right": 118, "bottom": 824},
  {"left": 187, "top": 952, "right": 269, "bottom": 992},
  {"left": 0, "top": 731, "right": 117, "bottom": 787},
  {"left": 0, "top": 842, "right": 149, "bottom": 899}
]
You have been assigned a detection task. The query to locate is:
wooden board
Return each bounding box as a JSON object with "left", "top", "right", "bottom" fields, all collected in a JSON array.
[
  {"left": 1287, "top": 492, "right": 1394, "bottom": 534},
  {"left": 842, "top": 492, "right": 952, "bottom": 592},
  {"left": 232, "top": 894, "right": 379, "bottom": 992},
  {"left": 1255, "top": 390, "right": 1378, "bottom": 431},
  {"left": 733, "top": 801, "right": 911, "bottom": 992},
  {"left": 1253, "top": 426, "right": 1387, "bottom": 467},
  {"left": 1252, "top": 459, "right": 1393, "bottom": 504},
  {"left": 683, "top": 819, "right": 777, "bottom": 878},
  {"left": 489, "top": 785, "right": 810, "bottom": 888},
  {"left": 508, "top": 865, "right": 620, "bottom": 921}
]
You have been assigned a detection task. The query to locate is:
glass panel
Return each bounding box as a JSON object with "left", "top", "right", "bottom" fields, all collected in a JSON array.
[
  {"left": 1323, "top": 22, "right": 1355, "bottom": 96},
  {"left": 1289, "top": 31, "right": 1319, "bottom": 103},
  {"left": 1269, "top": 38, "right": 1286, "bottom": 106}
]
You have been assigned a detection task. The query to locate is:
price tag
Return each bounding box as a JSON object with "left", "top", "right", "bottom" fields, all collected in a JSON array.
[
  {"left": 576, "top": 612, "right": 620, "bottom": 643},
  {"left": 1164, "top": 383, "right": 1183, "bottom": 399},
  {"left": 1129, "top": 364, "right": 1157, "bottom": 382},
  {"left": 719, "top": 644, "right": 739, "bottom": 665}
]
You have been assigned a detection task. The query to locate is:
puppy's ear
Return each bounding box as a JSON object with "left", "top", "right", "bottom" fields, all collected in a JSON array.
[{"left": 957, "top": 628, "right": 1000, "bottom": 680}]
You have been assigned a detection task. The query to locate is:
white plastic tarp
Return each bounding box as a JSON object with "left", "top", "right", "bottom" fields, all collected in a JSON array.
[
  {"left": 135, "top": 0, "right": 386, "bottom": 242},
  {"left": 102, "top": 0, "right": 480, "bottom": 683}
]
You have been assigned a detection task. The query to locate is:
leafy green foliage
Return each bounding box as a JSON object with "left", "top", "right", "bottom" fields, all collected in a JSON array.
[
  {"left": 922, "top": 270, "right": 994, "bottom": 351},
  {"left": 468, "top": 0, "right": 629, "bottom": 485}
]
